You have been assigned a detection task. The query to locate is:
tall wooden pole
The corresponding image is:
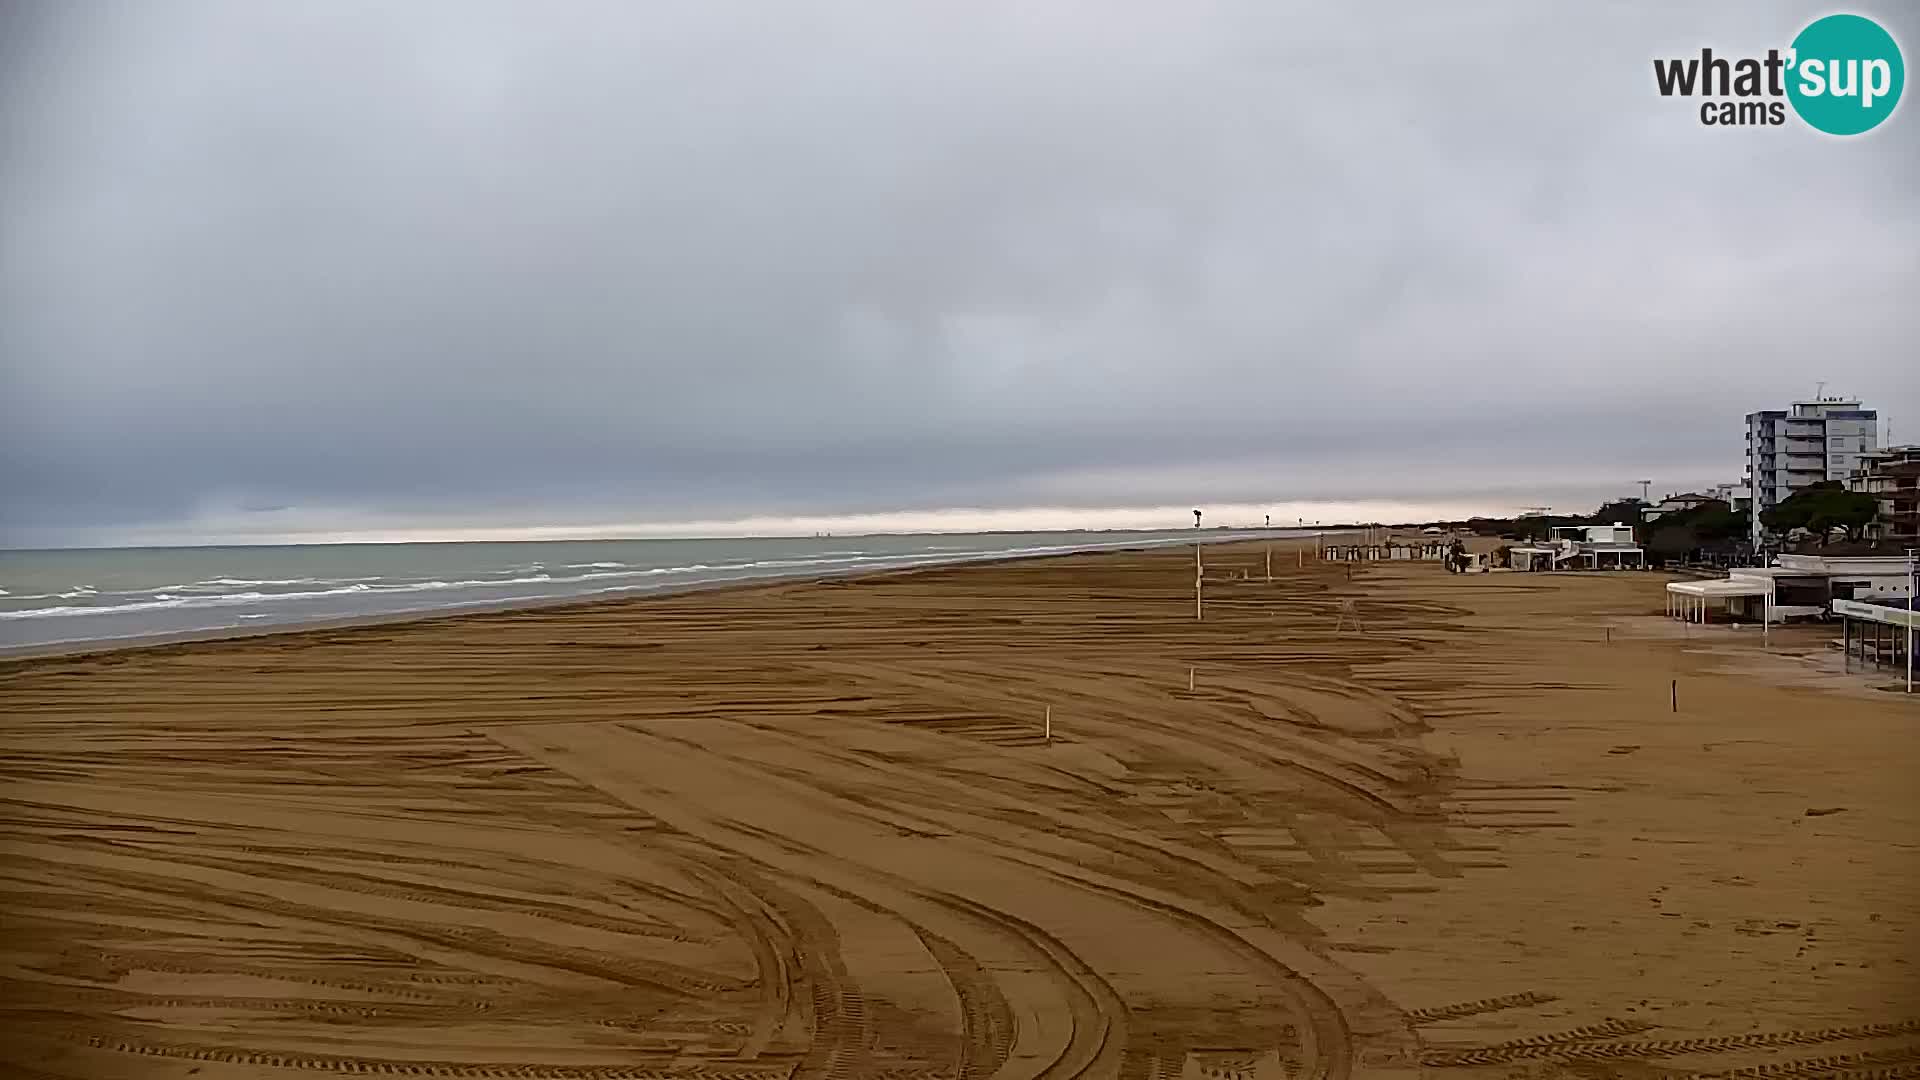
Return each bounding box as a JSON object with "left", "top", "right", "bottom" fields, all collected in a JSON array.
[{"left": 1195, "top": 540, "right": 1203, "bottom": 621}]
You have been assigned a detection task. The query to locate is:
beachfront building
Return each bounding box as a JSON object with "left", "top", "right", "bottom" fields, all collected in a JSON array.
[
  {"left": 1745, "top": 397, "right": 1879, "bottom": 548},
  {"left": 1665, "top": 577, "right": 1772, "bottom": 624},
  {"left": 1538, "top": 523, "right": 1647, "bottom": 570},
  {"left": 1666, "top": 552, "right": 1915, "bottom": 625},
  {"left": 1506, "top": 544, "right": 1558, "bottom": 571},
  {"left": 1642, "top": 492, "right": 1719, "bottom": 522},
  {"left": 1833, "top": 597, "right": 1916, "bottom": 675},
  {"left": 1708, "top": 481, "right": 1751, "bottom": 513},
  {"left": 1846, "top": 444, "right": 1920, "bottom": 545}
]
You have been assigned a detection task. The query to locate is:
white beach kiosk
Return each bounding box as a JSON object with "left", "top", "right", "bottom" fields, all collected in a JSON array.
[
  {"left": 1665, "top": 554, "right": 1915, "bottom": 625},
  {"left": 1833, "top": 597, "right": 1916, "bottom": 692},
  {"left": 1664, "top": 576, "right": 1772, "bottom": 624}
]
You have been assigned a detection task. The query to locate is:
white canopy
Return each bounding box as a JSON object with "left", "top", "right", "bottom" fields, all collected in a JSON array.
[
  {"left": 1833, "top": 598, "right": 1919, "bottom": 628},
  {"left": 1666, "top": 580, "right": 1770, "bottom": 598}
]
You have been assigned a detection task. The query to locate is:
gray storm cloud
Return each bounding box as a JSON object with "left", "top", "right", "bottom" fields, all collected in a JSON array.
[{"left": 2, "top": 1, "right": 1916, "bottom": 546}]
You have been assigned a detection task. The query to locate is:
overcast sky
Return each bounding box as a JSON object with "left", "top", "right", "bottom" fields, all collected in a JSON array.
[{"left": 2, "top": 2, "right": 1916, "bottom": 547}]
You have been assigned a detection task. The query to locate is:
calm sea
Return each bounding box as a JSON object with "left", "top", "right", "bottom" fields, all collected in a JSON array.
[{"left": 0, "top": 529, "right": 1287, "bottom": 652}]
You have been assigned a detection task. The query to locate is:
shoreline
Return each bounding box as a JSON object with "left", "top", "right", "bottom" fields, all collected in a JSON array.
[{"left": 0, "top": 530, "right": 1324, "bottom": 665}]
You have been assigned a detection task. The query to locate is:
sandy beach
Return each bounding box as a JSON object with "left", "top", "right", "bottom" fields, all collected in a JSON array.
[{"left": 2, "top": 540, "right": 1915, "bottom": 1079}]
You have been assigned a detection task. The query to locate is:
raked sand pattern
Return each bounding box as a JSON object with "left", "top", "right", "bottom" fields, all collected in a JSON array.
[{"left": 1, "top": 542, "right": 1915, "bottom": 1079}]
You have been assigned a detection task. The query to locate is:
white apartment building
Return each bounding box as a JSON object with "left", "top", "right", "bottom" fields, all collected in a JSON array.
[
  {"left": 1745, "top": 397, "right": 1879, "bottom": 547},
  {"left": 1708, "top": 481, "right": 1751, "bottom": 512}
]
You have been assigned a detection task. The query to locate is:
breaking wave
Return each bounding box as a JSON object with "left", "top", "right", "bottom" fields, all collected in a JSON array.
[{"left": 1, "top": 533, "right": 1231, "bottom": 626}]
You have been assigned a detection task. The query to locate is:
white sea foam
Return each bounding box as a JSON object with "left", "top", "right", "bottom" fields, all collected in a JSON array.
[
  {"left": 182, "top": 576, "right": 324, "bottom": 589},
  {"left": 4, "top": 560, "right": 838, "bottom": 618},
  {"left": 0, "top": 534, "right": 1228, "bottom": 625},
  {"left": 2, "top": 597, "right": 194, "bottom": 620},
  {"left": 0, "top": 582, "right": 375, "bottom": 619},
  {"left": 577, "top": 564, "right": 710, "bottom": 580}
]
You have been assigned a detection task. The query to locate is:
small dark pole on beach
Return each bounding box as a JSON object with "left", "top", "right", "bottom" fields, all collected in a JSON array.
[
  {"left": 1193, "top": 510, "right": 1204, "bottom": 621},
  {"left": 1670, "top": 679, "right": 1677, "bottom": 713}
]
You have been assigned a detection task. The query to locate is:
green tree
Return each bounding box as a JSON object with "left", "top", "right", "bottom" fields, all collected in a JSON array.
[
  {"left": 1588, "top": 499, "right": 1645, "bottom": 527},
  {"left": 1653, "top": 500, "right": 1748, "bottom": 543},
  {"left": 1647, "top": 523, "right": 1700, "bottom": 563},
  {"left": 1761, "top": 482, "right": 1877, "bottom": 543},
  {"left": 1691, "top": 504, "right": 1749, "bottom": 541},
  {"left": 1646, "top": 501, "right": 1755, "bottom": 565}
]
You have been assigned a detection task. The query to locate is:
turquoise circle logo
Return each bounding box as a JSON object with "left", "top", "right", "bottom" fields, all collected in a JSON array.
[{"left": 1787, "top": 14, "right": 1904, "bottom": 135}]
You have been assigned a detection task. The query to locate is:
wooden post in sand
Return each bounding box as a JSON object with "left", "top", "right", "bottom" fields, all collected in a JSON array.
[
  {"left": 1044, "top": 705, "right": 1052, "bottom": 744},
  {"left": 1195, "top": 541, "right": 1203, "bottom": 621},
  {"left": 1266, "top": 544, "right": 1272, "bottom": 583},
  {"left": 1188, "top": 667, "right": 1195, "bottom": 692}
]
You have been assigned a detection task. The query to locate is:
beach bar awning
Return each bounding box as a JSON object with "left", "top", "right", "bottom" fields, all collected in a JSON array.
[
  {"left": 1833, "top": 599, "right": 1915, "bottom": 688},
  {"left": 1665, "top": 578, "right": 1771, "bottom": 624},
  {"left": 1833, "top": 598, "right": 1920, "bottom": 628},
  {"left": 1666, "top": 580, "right": 1771, "bottom": 598}
]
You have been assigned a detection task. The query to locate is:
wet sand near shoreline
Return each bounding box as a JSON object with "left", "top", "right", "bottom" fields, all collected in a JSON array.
[{"left": 1, "top": 541, "right": 1915, "bottom": 1078}]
